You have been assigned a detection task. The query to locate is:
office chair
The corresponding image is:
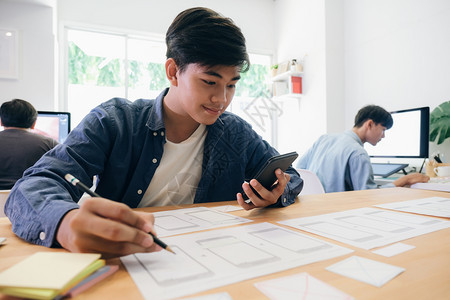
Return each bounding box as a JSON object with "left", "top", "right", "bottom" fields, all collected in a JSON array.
[{"left": 296, "top": 169, "right": 325, "bottom": 195}]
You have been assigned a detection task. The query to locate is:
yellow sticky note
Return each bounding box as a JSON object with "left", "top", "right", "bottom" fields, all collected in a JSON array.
[
  {"left": 0, "top": 252, "right": 101, "bottom": 290},
  {"left": 0, "top": 259, "right": 105, "bottom": 300}
]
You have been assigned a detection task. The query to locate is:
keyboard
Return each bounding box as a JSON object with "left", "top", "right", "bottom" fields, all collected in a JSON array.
[{"left": 411, "top": 177, "right": 450, "bottom": 192}]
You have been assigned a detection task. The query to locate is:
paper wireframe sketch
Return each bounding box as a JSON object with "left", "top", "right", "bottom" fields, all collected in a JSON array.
[
  {"left": 153, "top": 206, "right": 252, "bottom": 237},
  {"left": 326, "top": 256, "right": 405, "bottom": 287},
  {"left": 210, "top": 205, "right": 243, "bottom": 213},
  {"left": 375, "top": 197, "right": 450, "bottom": 218},
  {"left": 371, "top": 243, "right": 415, "bottom": 257},
  {"left": 121, "top": 222, "right": 353, "bottom": 300},
  {"left": 278, "top": 207, "right": 450, "bottom": 249},
  {"left": 254, "top": 272, "right": 354, "bottom": 300}
]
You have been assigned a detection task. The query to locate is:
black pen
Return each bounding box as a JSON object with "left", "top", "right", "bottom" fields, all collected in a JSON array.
[
  {"left": 64, "top": 173, "right": 175, "bottom": 254},
  {"left": 65, "top": 173, "right": 101, "bottom": 198}
]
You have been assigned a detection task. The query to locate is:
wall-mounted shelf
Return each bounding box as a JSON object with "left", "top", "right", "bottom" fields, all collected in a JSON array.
[
  {"left": 272, "top": 70, "right": 303, "bottom": 82},
  {"left": 273, "top": 93, "right": 302, "bottom": 100},
  {"left": 271, "top": 70, "right": 303, "bottom": 99}
]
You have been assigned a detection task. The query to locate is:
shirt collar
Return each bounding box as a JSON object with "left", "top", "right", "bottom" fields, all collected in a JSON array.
[
  {"left": 345, "top": 130, "right": 363, "bottom": 146},
  {"left": 146, "top": 88, "right": 169, "bottom": 131}
]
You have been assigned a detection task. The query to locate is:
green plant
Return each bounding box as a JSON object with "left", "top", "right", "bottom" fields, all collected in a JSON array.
[
  {"left": 270, "top": 64, "right": 278, "bottom": 70},
  {"left": 429, "top": 100, "right": 450, "bottom": 144}
]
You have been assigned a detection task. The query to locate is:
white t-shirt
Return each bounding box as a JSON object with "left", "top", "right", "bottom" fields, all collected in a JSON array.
[{"left": 138, "top": 124, "right": 207, "bottom": 207}]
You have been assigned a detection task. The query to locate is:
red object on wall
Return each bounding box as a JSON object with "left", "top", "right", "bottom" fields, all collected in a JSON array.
[{"left": 291, "top": 76, "right": 302, "bottom": 94}]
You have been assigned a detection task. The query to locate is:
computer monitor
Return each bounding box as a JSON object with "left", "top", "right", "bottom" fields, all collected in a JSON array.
[
  {"left": 0, "top": 111, "right": 71, "bottom": 143},
  {"left": 32, "top": 111, "right": 71, "bottom": 143},
  {"left": 365, "top": 106, "right": 430, "bottom": 158}
]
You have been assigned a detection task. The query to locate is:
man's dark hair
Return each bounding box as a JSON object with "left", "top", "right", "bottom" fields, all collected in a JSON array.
[
  {"left": 354, "top": 105, "right": 393, "bottom": 129},
  {"left": 166, "top": 7, "right": 250, "bottom": 73},
  {"left": 0, "top": 99, "right": 38, "bottom": 128}
]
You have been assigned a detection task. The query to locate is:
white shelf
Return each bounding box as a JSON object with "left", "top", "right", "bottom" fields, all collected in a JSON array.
[
  {"left": 271, "top": 70, "right": 303, "bottom": 99},
  {"left": 271, "top": 70, "right": 304, "bottom": 82},
  {"left": 273, "top": 93, "right": 302, "bottom": 100}
]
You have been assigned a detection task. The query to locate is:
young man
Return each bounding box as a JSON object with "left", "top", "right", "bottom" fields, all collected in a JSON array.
[
  {"left": 0, "top": 99, "right": 58, "bottom": 189},
  {"left": 5, "top": 7, "right": 302, "bottom": 257},
  {"left": 297, "top": 105, "right": 429, "bottom": 193}
]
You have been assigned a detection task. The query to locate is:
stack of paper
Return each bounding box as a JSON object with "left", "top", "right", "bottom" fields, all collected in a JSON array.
[{"left": 0, "top": 252, "right": 104, "bottom": 299}]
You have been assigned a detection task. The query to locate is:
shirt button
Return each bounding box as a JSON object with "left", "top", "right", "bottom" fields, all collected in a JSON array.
[
  {"left": 161, "top": 131, "right": 164, "bottom": 136},
  {"left": 137, "top": 189, "right": 143, "bottom": 195},
  {"left": 153, "top": 132, "right": 157, "bottom": 136},
  {"left": 39, "top": 231, "right": 46, "bottom": 240},
  {"left": 152, "top": 158, "right": 157, "bottom": 163}
]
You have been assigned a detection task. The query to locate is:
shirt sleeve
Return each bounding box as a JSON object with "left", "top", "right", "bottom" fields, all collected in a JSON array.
[
  {"left": 348, "top": 152, "right": 378, "bottom": 190},
  {"left": 277, "top": 166, "right": 303, "bottom": 207}
]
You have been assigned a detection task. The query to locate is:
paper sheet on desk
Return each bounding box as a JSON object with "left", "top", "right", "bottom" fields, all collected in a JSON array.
[
  {"left": 153, "top": 206, "right": 251, "bottom": 237},
  {"left": 371, "top": 243, "right": 415, "bottom": 257},
  {"left": 375, "top": 197, "right": 450, "bottom": 218},
  {"left": 278, "top": 207, "right": 450, "bottom": 249},
  {"left": 210, "top": 205, "right": 243, "bottom": 213},
  {"left": 410, "top": 181, "right": 450, "bottom": 193},
  {"left": 254, "top": 272, "right": 354, "bottom": 300},
  {"left": 121, "top": 222, "right": 353, "bottom": 300},
  {"left": 326, "top": 256, "right": 405, "bottom": 287}
]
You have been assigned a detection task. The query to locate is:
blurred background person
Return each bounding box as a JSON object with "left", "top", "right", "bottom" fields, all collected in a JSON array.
[
  {"left": 0, "top": 99, "right": 58, "bottom": 189},
  {"left": 297, "top": 105, "right": 429, "bottom": 192}
]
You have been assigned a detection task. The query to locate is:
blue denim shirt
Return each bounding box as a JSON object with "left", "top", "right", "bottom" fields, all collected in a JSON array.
[
  {"left": 297, "top": 130, "right": 392, "bottom": 193},
  {"left": 5, "top": 89, "right": 302, "bottom": 247}
]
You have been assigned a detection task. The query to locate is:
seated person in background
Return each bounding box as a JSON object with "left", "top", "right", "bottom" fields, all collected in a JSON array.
[
  {"left": 297, "top": 105, "right": 429, "bottom": 193},
  {"left": 0, "top": 99, "right": 58, "bottom": 189},
  {"left": 5, "top": 7, "right": 303, "bottom": 257}
]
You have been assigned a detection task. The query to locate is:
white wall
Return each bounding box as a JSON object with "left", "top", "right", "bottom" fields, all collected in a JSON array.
[
  {"left": 0, "top": 0, "right": 55, "bottom": 110},
  {"left": 273, "top": 0, "right": 328, "bottom": 156},
  {"left": 325, "top": 0, "right": 345, "bottom": 134},
  {"left": 273, "top": 0, "right": 346, "bottom": 160},
  {"left": 344, "top": 0, "right": 450, "bottom": 164},
  {"left": 58, "top": 0, "right": 275, "bottom": 54}
]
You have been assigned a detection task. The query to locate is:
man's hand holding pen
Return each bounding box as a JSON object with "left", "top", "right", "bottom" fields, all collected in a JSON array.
[
  {"left": 57, "top": 174, "right": 172, "bottom": 258},
  {"left": 56, "top": 197, "right": 161, "bottom": 258}
]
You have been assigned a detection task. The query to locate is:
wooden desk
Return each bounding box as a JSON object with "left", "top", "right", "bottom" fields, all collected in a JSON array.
[{"left": 1, "top": 188, "right": 449, "bottom": 299}]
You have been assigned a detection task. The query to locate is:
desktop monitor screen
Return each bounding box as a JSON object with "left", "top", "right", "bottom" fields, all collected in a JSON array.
[
  {"left": 365, "top": 107, "right": 429, "bottom": 158},
  {"left": 33, "top": 111, "right": 71, "bottom": 143}
]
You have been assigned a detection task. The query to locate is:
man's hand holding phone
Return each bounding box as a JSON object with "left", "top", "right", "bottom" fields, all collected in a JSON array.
[
  {"left": 236, "top": 152, "right": 298, "bottom": 210},
  {"left": 237, "top": 168, "right": 291, "bottom": 209}
]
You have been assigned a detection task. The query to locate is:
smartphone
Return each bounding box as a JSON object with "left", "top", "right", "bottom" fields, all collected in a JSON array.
[{"left": 243, "top": 151, "right": 298, "bottom": 201}]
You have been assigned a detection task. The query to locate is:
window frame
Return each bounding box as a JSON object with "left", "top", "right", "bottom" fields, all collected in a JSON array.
[{"left": 59, "top": 23, "right": 277, "bottom": 146}]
